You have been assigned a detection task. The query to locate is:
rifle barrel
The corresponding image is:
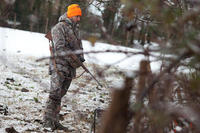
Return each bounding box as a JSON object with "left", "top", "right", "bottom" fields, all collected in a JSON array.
[
  {"left": 83, "top": 66, "right": 103, "bottom": 87},
  {"left": 71, "top": 54, "right": 103, "bottom": 87}
]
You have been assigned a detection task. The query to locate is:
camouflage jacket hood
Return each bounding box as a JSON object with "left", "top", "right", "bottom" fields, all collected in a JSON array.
[
  {"left": 58, "top": 13, "right": 67, "bottom": 22},
  {"left": 58, "top": 13, "right": 78, "bottom": 29}
]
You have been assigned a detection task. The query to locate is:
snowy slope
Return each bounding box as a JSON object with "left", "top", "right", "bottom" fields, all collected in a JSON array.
[
  {"left": 0, "top": 27, "right": 50, "bottom": 57},
  {"left": 0, "top": 54, "right": 116, "bottom": 132},
  {"left": 0, "top": 27, "right": 136, "bottom": 133},
  {"left": 0, "top": 27, "right": 162, "bottom": 132}
]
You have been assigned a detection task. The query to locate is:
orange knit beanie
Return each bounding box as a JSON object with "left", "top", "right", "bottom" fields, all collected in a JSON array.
[{"left": 67, "top": 4, "right": 82, "bottom": 18}]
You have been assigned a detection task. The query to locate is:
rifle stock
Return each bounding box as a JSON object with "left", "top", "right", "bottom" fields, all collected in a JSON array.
[{"left": 45, "top": 31, "right": 52, "bottom": 41}]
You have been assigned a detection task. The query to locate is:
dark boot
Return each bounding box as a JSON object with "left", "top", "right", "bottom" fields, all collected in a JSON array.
[
  {"left": 43, "top": 118, "right": 69, "bottom": 131},
  {"left": 54, "top": 121, "right": 69, "bottom": 131},
  {"left": 43, "top": 118, "right": 56, "bottom": 130},
  {"left": 43, "top": 98, "right": 62, "bottom": 130}
]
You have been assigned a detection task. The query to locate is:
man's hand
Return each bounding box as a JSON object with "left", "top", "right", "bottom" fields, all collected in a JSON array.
[{"left": 79, "top": 56, "right": 85, "bottom": 62}]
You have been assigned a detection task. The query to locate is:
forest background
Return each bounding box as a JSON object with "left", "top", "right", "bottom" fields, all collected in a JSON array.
[{"left": 0, "top": 0, "right": 130, "bottom": 45}]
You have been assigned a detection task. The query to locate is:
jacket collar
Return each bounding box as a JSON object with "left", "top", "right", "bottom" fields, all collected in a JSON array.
[{"left": 58, "top": 13, "right": 77, "bottom": 28}]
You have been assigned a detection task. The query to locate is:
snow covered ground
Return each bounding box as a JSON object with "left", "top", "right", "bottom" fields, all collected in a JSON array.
[
  {"left": 0, "top": 27, "right": 160, "bottom": 132},
  {"left": 0, "top": 54, "right": 115, "bottom": 133}
]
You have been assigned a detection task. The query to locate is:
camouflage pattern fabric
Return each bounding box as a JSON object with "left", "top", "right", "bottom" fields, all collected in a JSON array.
[
  {"left": 49, "top": 13, "right": 84, "bottom": 77},
  {"left": 43, "top": 13, "right": 84, "bottom": 128},
  {"left": 43, "top": 71, "right": 72, "bottom": 124}
]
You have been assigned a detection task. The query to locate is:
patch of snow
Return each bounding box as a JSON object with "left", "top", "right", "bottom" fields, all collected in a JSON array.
[
  {"left": 88, "top": 0, "right": 104, "bottom": 16},
  {"left": 175, "top": 126, "right": 182, "bottom": 131},
  {"left": 6, "top": 20, "right": 21, "bottom": 26}
]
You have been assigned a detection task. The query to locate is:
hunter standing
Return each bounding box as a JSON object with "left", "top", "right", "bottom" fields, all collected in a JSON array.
[{"left": 43, "top": 4, "right": 85, "bottom": 130}]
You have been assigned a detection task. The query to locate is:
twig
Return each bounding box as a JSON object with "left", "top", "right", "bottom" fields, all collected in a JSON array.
[{"left": 138, "top": 51, "right": 190, "bottom": 102}]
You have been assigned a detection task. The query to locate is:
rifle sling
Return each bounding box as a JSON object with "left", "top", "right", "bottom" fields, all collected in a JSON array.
[{"left": 49, "top": 42, "right": 66, "bottom": 78}]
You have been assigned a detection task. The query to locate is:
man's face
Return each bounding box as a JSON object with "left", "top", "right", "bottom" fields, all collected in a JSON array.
[{"left": 71, "top": 16, "right": 81, "bottom": 24}]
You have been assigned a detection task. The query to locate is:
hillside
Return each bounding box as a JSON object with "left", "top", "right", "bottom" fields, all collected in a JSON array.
[
  {"left": 0, "top": 54, "right": 124, "bottom": 132},
  {"left": 0, "top": 27, "right": 157, "bottom": 133}
]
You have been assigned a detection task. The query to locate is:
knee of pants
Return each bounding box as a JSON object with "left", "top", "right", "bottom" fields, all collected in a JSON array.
[
  {"left": 49, "top": 88, "right": 67, "bottom": 101},
  {"left": 60, "top": 89, "right": 67, "bottom": 98}
]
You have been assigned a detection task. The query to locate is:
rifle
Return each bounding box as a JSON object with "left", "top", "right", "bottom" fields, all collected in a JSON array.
[
  {"left": 69, "top": 53, "right": 103, "bottom": 87},
  {"left": 45, "top": 31, "right": 103, "bottom": 87}
]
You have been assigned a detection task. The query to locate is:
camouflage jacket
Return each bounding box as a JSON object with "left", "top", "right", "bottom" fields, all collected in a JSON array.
[{"left": 50, "top": 13, "right": 84, "bottom": 78}]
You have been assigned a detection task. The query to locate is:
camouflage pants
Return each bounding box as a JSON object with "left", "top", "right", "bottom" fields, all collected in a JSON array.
[{"left": 43, "top": 70, "right": 72, "bottom": 123}]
